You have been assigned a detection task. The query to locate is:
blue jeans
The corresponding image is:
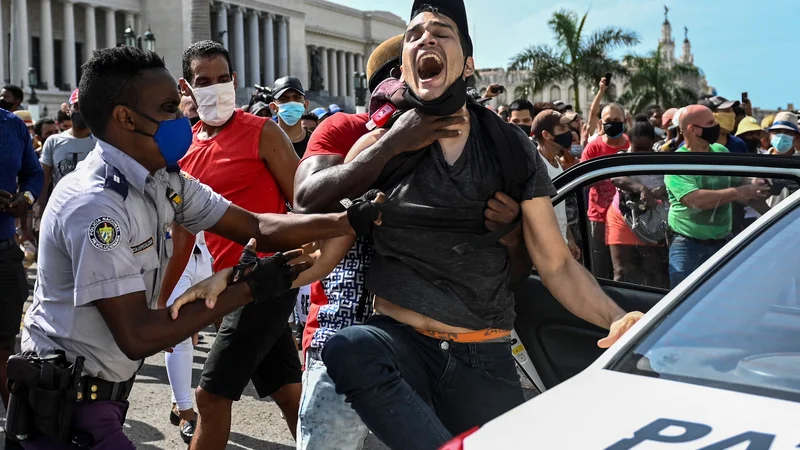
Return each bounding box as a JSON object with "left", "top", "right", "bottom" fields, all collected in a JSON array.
[
  {"left": 668, "top": 234, "right": 727, "bottom": 288},
  {"left": 322, "top": 315, "right": 524, "bottom": 450},
  {"left": 297, "top": 352, "right": 369, "bottom": 450}
]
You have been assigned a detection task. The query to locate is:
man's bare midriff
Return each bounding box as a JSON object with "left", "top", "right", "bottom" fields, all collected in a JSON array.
[{"left": 374, "top": 296, "right": 477, "bottom": 333}]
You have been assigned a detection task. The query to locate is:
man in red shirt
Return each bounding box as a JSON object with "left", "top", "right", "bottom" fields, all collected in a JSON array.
[
  {"left": 168, "top": 40, "right": 301, "bottom": 450},
  {"left": 580, "top": 103, "right": 630, "bottom": 279}
]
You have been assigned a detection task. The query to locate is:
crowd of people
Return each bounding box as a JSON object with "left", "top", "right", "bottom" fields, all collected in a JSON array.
[
  {"left": 489, "top": 77, "right": 797, "bottom": 290},
  {"left": 0, "top": 0, "right": 795, "bottom": 449}
]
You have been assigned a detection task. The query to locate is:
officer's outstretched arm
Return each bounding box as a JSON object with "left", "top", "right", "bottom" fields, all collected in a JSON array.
[
  {"left": 96, "top": 242, "right": 308, "bottom": 361},
  {"left": 96, "top": 282, "right": 254, "bottom": 361},
  {"left": 208, "top": 205, "right": 354, "bottom": 253}
]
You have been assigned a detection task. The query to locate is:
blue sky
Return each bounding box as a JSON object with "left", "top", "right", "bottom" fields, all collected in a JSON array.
[{"left": 337, "top": 0, "right": 799, "bottom": 110}]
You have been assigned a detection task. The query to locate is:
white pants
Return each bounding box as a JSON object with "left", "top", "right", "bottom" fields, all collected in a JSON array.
[{"left": 164, "top": 251, "right": 213, "bottom": 411}]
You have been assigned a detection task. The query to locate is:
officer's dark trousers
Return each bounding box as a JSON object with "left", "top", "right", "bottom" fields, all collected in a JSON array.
[
  {"left": 21, "top": 401, "right": 134, "bottom": 449},
  {"left": 323, "top": 315, "right": 525, "bottom": 450}
]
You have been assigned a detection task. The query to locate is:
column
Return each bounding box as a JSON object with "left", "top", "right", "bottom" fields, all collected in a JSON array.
[
  {"left": 105, "top": 8, "right": 116, "bottom": 48},
  {"left": 328, "top": 48, "right": 338, "bottom": 97},
  {"left": 337, "top": 50, "right": 346, "bottom": 99},
  {"left": 247, "top": 11, "right": 260, "bottom": 87},
  {"left": 320, "top": 46, "right": 329, "bottom": 92},
  {"left": 261, "top": 13, "right": 274, "bottom": 86},
  {"left": 276, "top": 15, "right": 288, "bottom": 77},
  {"left": 355, "top": 53, "right": 364, "bottom": 76},
  {"left": 231, "top": 6, "right": 245, "bottom": 87},
  {"left": 124, "top": 12, "right": 135, "bottom": 30},
  {"left": 345, "top": 52, "right": 354, "bottom": 97},
  {"left": 215, "top": 3, "right": 228, "bottom": 48},
  {"left": 84, "top": 5, "right": 97, "bottom": 61},
  {"left": 63, "top": 0, "right": 77, "bottom": 90},
  {"left": 40, "top": 0, "right": 54, "bottom": 89},
  {"left": 11, "top": 0, "right": 30, "bottom": 86}
]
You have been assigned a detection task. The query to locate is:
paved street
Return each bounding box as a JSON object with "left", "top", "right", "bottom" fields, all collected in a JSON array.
[{"left": 0, "top": 264, "right": 389, "bottom": 450}]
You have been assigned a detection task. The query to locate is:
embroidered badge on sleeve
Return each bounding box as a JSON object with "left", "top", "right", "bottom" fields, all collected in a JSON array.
[{"left": 88, "top": 217, "right": 122, "bottom": 251}]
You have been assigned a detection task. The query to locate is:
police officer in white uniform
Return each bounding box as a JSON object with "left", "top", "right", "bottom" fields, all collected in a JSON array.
[{"left": 12, "top": 46, "right": 372, "bottom": 450}]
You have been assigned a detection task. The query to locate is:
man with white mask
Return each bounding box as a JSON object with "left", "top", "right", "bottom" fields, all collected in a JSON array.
[
  {"left": 172, "top": 40, "right": 303, "bottom": 450},
  {"left": 271, "top": 76, "right": 311, "bottom": 158}
]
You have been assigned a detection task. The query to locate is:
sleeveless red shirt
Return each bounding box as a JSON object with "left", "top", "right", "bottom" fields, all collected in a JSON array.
[{"left": 180, "top": 109, "right": 287, "bottom": 272}]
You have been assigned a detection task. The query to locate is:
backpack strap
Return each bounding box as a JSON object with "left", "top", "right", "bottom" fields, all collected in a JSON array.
[
  {"left": 453, "top": 102, "right": 528, "bottom": 254},
  {"left": 371, "top": 99, "right": 530, "bottom": 255}
]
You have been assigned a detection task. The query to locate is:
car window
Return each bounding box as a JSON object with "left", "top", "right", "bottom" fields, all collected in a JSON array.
[
  {"left": 564, "top": 170, "right": 798, "bottom": 291},
  {"left": 613, "top": 201, "right": 800, "bottom": 401}
]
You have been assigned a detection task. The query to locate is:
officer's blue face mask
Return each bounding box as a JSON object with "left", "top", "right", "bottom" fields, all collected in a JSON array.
[
  {"left": 276, "top": 102, "right": 306, "bottom": 127},
  {"left": 127, "top": 107, "right": 193, "bottom": 167},
  {"left": 771, "top": 133, "right": 795, "bottom": 154}
]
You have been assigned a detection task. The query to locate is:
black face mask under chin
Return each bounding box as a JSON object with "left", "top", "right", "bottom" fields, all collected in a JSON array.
[{"left": 403, "top": 66, "right": 468, "bottom": 117}]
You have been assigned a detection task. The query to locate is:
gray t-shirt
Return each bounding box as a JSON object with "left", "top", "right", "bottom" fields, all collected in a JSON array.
[
  {"left": 40, "top": 132, "right": 96, "bottom": 185},
  {"left": 368, "top": 113, "right": 556, "bottom": 330}
]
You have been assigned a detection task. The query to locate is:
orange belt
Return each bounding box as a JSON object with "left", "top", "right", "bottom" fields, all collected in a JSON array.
[{"left": 414, "top": 328, "right": 511, "bottom": 343}]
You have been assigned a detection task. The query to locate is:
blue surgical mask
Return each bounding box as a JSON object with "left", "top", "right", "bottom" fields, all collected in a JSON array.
[
  {"left": 277, "top": 102, "right": 305, "bottom": 126},
  {"left": 570, "top": 144, "right": 583, "bottom": 157},
  {"left": 771, "top": 133, "right": 795, "bottom": 153},
  {"left": 128, "top": 107, "right": 194, "bottom": 167}
]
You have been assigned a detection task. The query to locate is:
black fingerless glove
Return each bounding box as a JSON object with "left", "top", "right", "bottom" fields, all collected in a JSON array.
[
  {"left": 231, "top": 246, "right": 294, "bottom": 303},
  {"left": 340, "top": 189, "right": 383, "bottom": 237}
]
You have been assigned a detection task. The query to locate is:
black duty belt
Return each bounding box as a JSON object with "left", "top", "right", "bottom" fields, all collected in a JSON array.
[{"left": 78, "top": 376, "right": 135, "bottom": 403}]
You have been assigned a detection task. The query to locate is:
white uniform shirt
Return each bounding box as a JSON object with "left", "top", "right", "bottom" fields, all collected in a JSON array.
[{"left": 22, "top": 140, "right": 230, "bottom": 381}]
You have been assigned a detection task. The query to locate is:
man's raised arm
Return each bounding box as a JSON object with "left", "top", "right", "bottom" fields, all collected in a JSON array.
[{"left": 294, "top": 110, "right": 465, "bottom": 214}]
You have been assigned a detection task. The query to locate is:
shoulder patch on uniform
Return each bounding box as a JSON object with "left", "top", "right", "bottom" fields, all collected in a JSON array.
[
  {"left": 179, "top": 170, "right": 197, "bottom": 182},
  {"left": 103, "top": 166, "right": 128, "bottom": 200},
  {"left": 88, "top": 217, "right": 122, "bottom": 251},
  {"left": 131, "top": 236, "right": 154, "bottom": 254}
]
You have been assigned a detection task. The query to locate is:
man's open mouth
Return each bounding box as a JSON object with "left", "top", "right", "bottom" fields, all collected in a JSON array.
[{"left": 416, "top": 53, "right": 445, "bottom": 82}]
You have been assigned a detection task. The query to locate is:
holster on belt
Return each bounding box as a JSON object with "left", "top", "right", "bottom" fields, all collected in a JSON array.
[{"left": 5, "top": 351, "right": 84, "bottom": 443}]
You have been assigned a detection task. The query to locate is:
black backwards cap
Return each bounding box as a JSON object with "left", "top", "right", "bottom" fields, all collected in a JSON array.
[{"left": 410, "top": 0, "right": 473, "bottom": 57}]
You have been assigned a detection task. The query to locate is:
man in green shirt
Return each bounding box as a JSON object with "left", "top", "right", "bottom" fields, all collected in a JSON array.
[{"left": 665, "top": 105, "right": 769, "bottom": 287}]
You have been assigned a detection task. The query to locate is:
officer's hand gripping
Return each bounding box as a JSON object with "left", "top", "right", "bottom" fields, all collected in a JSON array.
[
  {"left": 169, "top": 239, "right": 312, "bottom": 319},
  {"left": 341, "top": 190, "right": 387, "bottom": 237}
]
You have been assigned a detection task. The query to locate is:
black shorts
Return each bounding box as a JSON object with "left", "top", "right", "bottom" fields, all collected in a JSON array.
[
  {"left": 200, "top": 289, "right": 302, "bottom": 401},
  {"left": 0, "top": 245, "right": 28, "bottom": 337}
]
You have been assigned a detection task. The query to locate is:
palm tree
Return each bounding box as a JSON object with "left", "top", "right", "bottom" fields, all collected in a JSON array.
[
  {"left": 618, "top": 46, "right": 700, "bottom": 114},
  {"left": 508, "top": 9, "right": 639, "bottom": 113}
]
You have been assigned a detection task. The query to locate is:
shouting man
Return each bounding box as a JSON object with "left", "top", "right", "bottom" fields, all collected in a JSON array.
[{"left": 320, "top": 2, "right": 644, "bottom": 449}]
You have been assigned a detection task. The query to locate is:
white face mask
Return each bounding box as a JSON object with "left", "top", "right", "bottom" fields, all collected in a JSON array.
[{"left": 190, "top": 81, "right": 236, "bottom": 126}]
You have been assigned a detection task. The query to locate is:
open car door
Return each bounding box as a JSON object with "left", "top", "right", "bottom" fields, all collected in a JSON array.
[{"left": 513, "top": 152, "right": 800, "bottom": 390}]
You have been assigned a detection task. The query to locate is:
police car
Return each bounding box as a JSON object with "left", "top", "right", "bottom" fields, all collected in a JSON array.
[{"left": 445, "top": 153, "right": 800, "bottom": 450}]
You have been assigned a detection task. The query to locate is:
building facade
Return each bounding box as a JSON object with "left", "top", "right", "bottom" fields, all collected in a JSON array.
[{"left": 1, "top": 0, "right": 406, "bottom": 116}]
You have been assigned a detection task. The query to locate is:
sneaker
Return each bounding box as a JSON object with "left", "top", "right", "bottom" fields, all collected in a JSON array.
[{"left": 180, "top": 419, "right": 197, "bottom": 444}]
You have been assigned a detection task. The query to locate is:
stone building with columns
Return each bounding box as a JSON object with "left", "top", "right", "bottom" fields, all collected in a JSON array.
[{"left": 1, "top": 0, "right": 406, "bottom": 116}]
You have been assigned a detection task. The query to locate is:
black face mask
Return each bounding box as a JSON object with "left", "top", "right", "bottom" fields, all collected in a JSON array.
[
  {"left": 742, "top": 137, "right": 760, "bottom": 153},
  {"left": 516, "top": 124, "right": 532, "bottom": 137},
  {"left": 71, "top": 112, "right": 89, "bottom": 130},
  {"left": 190, "top": 116, "right": 201, "bottom": 127},
  {"left": 403, "top": 65, "right": 467, "bottom": 117},
  {"left": 0, "top": 99, "right": 13, "bottom": 111},
  {"left": 553, "top": 131, "right": 573, "bottom": 149},
  {"left": 697, "top": 124, "right": 721, "bottom": 145},
  {"left": 603, "top": 121, "right": 625, "bottom": 138}
]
